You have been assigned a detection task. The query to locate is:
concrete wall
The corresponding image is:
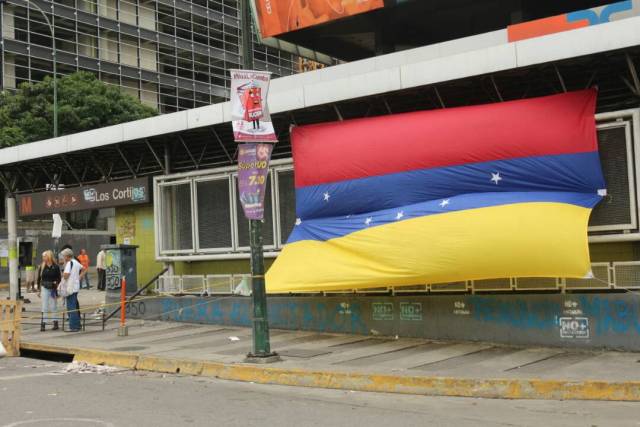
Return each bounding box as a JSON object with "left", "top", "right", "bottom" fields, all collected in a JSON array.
[
  {"left": 121, "top": 78, "right": 139, "bottom": 99},
  {"left": 119, "top": 0, "right": 137, "bottom": 26},
  {"left": 120, "top": 37, "right": 138, "bottom": 67},
  {"left": 138, "top": 1, "right": 156, "bottom": 31},
  {"left": 99, "top": 32, "right": 119, "bottom": 63},
  {"left": 140, "top": 82, "right": 159, "bottom": 109},
  {"left": 115, "top": 205, "right": 164, "bottom": 286},
  {"left": 98, "top": 0, "right": 118, "bottom": 20},
  {"left": 139, "top": 41, "right": 157, "bottom": 71},
  {"left": 78, "top": 33, "right": 98, "bottom": 58},
  {"left": 2, "top": 5, "right": 14, "bottom": 39},
  {"left": 128, "top": 293, "right": 640, "bottom": 351},
  {"left": 2, "top": 55, "right": 15, "bottom": 89}
]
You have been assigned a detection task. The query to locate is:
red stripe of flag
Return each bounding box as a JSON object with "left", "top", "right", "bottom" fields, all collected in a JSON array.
[{"left": 292, "top": 89, "right": 597, "bottom": 188}]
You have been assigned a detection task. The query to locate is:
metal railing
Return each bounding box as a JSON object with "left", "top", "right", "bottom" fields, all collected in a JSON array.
[
  {"left": 149, "top": 262, "right": 640, "bottom": 296},
  {"left": 103, "top": 268, "right": 169, "bottom": 323}
]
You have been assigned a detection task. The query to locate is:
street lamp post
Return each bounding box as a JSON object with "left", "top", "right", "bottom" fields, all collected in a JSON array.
[
  {"left": 239, "top": 0, "right": 278, "bottom": 363},
  {"left": 0, "top": 0, "right": 58, "bottom": 137}
]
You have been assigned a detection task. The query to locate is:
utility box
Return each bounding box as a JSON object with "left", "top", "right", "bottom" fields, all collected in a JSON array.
[{"left": 102, "top": 244, "right": 138, "bottom": 306}]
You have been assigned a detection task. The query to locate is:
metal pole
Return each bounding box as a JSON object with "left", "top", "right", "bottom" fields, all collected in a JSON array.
[
  {"left": 25, "top": 1, "right": 57, "bottom": 137},
  {"left": 162, "top": 141, "right": 174, "bottom": 276},
  {"left": 7, "top": 196, "right": 19, "bottom": 301},
  {"left": 241, "top": 0, "right": 253, "bottom": 70},
  {"left": 248, "top": 219, "right": 273, "bottom": 357},
  {"left": 241, "top": 0, "right": 276, "bottom": 362}
]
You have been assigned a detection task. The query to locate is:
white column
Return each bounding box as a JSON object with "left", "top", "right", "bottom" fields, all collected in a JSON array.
[{"left": 6, "top": 196, "right": 18, "bottom": 300}]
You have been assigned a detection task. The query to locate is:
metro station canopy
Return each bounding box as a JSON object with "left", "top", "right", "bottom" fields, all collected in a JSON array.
[
  {"left": 0, "top": 11, "right": 639, "bottom": 197},
  {"left": 254, "top": 0, "right": 624, "bottom": 59}
]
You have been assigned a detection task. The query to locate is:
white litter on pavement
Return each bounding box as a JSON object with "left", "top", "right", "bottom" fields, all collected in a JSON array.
[{"left": 58, "top": 361, "right": 126, "bottom": 374}]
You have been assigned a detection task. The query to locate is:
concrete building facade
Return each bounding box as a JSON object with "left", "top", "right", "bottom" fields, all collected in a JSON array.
[{"left": 0, "top": 0, "right": 329, "bottom": 113}]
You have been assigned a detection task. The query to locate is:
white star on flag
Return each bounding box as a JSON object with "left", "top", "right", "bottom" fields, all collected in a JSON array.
[
  {"left": 395, "top": 211, "right": 404, "bottom": 220},
  {"left": 439, "top": 199, "right": 450, "bottom": 208},
  {"left": 295, "top": 218, "right": 302, "bottom": 226},
  {"left": 491, "top": 172, "right": 502, "bottom": 185},
  {"left": 364, "top": 217, "right": 373, "bottom": 226},
  {"left": 323, "top": 192, "right": 330, "bottom": 202}
]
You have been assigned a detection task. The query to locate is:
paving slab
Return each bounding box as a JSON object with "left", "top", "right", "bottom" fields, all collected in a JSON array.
[{"left": 368, "top": 343, "right": 493, "bottom": 370}]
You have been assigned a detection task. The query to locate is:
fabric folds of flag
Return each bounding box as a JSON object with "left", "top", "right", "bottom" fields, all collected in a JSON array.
[{"left": 266, "top": 89, "right": 606, "bottom": 293}]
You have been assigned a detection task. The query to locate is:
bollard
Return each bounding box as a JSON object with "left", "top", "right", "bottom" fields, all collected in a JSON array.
[{"left": 117, "top": 276, "right": 128, "bottom": 337}]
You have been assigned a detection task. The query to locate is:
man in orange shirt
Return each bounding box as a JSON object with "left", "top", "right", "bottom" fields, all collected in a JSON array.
[{"left": 77, "top": 249, "right": 91, "bottom": 289}]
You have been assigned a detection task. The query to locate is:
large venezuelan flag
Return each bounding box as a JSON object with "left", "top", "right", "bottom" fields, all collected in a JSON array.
[{"left": 266, "top": 89, "right": 606, "bottom": 293}]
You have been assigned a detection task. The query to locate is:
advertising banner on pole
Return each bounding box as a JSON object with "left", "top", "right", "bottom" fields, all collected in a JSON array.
[
  {"left": 230, "top": 69, "right": 277, "bottom": 143},
  {"left": 238, "top": 143, "right": 274, "bottom": 220}
]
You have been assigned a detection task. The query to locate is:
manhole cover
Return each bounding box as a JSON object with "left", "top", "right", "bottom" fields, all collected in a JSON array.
[{"left": 111, "top": 346, "right": 147, "bottom": 352}]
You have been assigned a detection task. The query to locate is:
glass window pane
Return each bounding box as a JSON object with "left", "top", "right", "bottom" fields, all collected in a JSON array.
[
  {"left": 197, "top": 179, "right": 233, "bottom": 249},
  {"left": 160, "top": 183, "right": 193, "bottom": 251},
  {"left": 277, "top": 170, "right": 296, "bottom": 246},
  {"left": 235, "top": 174, "right": 274, "bottom": 248}
]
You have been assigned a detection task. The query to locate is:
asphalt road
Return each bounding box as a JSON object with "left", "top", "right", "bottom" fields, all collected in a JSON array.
[{"left": 0, "top": 357, "right": 639, "bottom": 427}]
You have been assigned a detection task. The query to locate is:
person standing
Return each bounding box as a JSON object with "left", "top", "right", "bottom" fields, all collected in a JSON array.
[
  {"left": 77, "top": 249, "right": 91, "bottom": 289},
  {"left": 36, "top": 250, "right": 61, "bottom": 331},
  {"left": 96, "top": 248, "right": 106, "bottom": 291},
  {"left": 61, "top": 248, "right": 83, "bottom": 332}
]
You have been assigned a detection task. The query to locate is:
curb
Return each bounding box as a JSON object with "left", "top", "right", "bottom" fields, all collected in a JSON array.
[{"left": 20, "top": 341, "right": 640, "bottom": 401}]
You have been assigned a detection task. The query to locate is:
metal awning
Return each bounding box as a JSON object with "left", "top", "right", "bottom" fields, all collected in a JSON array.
[{"left": 1, "top": 17, "right": 639, "bottom": 194}]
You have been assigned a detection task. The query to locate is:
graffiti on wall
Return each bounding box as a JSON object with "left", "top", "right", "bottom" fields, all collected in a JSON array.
[
  {"left": 159, "top": 298, "right": 369, "bottom": 335},
  {"left": 469, "top": 295, "right": 640, "bottom": 338},
  {"left": 105, "top": 250, "right": 121, "bottom": 290}
]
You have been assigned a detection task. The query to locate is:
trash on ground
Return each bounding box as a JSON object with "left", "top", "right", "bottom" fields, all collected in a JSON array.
[{"left": 59, "top": 361, "right": 126, "bottom": 374}]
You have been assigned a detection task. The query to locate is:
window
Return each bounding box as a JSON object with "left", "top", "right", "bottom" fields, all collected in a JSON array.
[
  {"left": 590, "top": 120, "right": 637, "bottom": 232},
  {"left": 196, "top": 178, "right": 233, "bottom": 251},
  {"left": 276, "top": 168, "right": 296, "bottom": 246},
  {"left": 159, "top": 182, "right": 193, "bottom": 253},
  {"left": 154, "top": 161, "right": 295, "bottom": 259}
]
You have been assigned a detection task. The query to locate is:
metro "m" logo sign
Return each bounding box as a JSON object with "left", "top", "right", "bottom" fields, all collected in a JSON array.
[{"left": 19, "top": 196, "right": 32, "bottom": 215}]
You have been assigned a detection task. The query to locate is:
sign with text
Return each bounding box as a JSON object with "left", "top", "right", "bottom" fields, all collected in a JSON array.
[
  {"left": 400, "top": 302, "right": 423, "bottom": 321},
  {"left": 372, "top": 302, "right": 394, "bottom": 321},
  {"left": 230, "top": 69, "right": 277, "bottom": 143},
  {"left": 559, "top": 317, "right": 590, "bottom": 339},
  {"left": 252, "top": 0, "right": 385, "bottom": 38},
  {"left": 17, "top": 177, "right": 150, "bottom": 217},
  {"left": 238, "top": 143, "right": 274, "bottom": 220}
]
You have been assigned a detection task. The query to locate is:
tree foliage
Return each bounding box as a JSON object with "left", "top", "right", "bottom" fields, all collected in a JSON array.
[{"left": 0, "top": 71, "right": 157, "bottom": 147}]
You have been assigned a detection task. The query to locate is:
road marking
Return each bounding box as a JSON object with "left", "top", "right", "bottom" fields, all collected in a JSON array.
[{"left": 2, "top": 418, "right": 115, "bottom": 427}]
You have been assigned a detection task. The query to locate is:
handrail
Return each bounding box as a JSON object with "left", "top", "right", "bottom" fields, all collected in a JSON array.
[{"left": 104, "top": 268, "right": 169, "bottom": 322}]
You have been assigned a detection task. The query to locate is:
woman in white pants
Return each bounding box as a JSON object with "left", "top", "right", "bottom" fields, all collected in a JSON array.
[{"left": 36, "top": 250, "right": 61, "bottom": 331}]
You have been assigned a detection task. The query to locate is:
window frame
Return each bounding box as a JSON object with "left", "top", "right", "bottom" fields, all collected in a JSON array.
[
  {"left": 154, "top": 158, "right": 293, "bottom": 261},
  {"left": 156, "top": 179, "right": 196, "bottom": 255},
  {"left": 589, "top": 120, "right": 637, "bottom": 232}
]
